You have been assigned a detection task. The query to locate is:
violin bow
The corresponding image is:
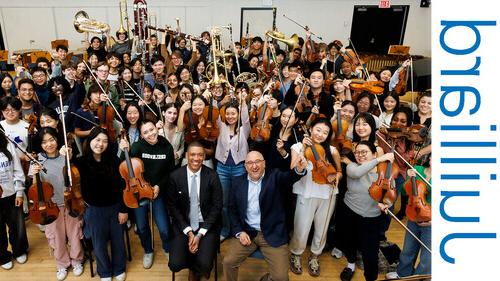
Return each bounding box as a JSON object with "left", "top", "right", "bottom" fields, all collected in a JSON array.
[
  {"left": 347, "top": 38, "right": 370, "bottom": 79},
  {"left": 122, "top": 80, "right": 158, "bottom": 117},
  {"left": 267, "top": 43, "right": 286, "bottom": 95},
  {"left": 70, "top": 112, "right": 99, "bottom": 127},
  {"left": 0, "top": 127, "right": 46, "bottom": 173},
  {"left": 55, "top": 87, "right": 74, "bottom": 187},
  {"left": 282, "top": 77, "right": 308, "bottom": 136},
  {"left": 155, "top": 101, "right": 168, "bottom": 140},
  {"left": 385, "top": 208, "right": 432, "bottom": 254},
  {"left": 82, "top": 61, "right": 124, "bottom": 123}
]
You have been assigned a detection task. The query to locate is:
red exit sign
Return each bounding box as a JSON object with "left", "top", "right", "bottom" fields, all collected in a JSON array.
[{"left": 379, "top": 0, "right": 391, "bottom": 8}]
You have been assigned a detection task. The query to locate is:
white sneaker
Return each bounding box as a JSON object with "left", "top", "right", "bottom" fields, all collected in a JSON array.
[
  {"left": 385, "top": 271, "right": 400, "bottom": 279},
  {"left": 143, "top": 253, "right": 153, "bottom": 269},
  {"left": 100, "top": 278, "right": 112, "bottom": 281},
  {"left": 56, "top": 268, "right": 68, "bottom": 281},
  {"left": 72, "top": 263, "right": 84, "bottom": 276},
  {"left": 1, "top": 261, "right": 13, "bottom": 270},
  {"left": 331, "top": 247, "right": 343, "bottom": 259},
  {"left": 115, "top": 272, "right": 126, "bottom": 281},
  {"left": 15, "top": 254, "right": 27, "bottom": 264}
]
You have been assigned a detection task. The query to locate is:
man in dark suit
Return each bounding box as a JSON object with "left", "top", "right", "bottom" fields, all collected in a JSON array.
[
  {"left": 166, "top": 141, "right": 223, "bottom": 281},
  {"left": 222, "top": 151, "right": 307, "bottom": 281}
]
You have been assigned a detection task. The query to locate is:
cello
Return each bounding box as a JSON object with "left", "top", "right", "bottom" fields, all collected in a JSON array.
[
  {"left": 119, "top": 130, "right": 154, "bottom": 208},
  {"left": 28, "top": 156, "right": 60, "bottom": 225}
]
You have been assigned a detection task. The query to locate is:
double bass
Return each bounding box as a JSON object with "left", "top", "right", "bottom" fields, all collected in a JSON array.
[{"left": 28, "top": 157, "right": 60, "bottom": 225}]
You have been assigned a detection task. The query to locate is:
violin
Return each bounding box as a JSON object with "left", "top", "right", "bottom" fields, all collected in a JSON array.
[
  {"left": 302, "top": 125, "right": 337, "bottom": 185},
  {"left": 250, "top": 102, "right": 273, "bottom": 142},
  {"left": 348, "top": 80, "right": 384, "bottom": 95},
  {"left": 394, "top": 64, "right": 408, "bottom": 95},
  {"left": 198, "top": 97, "right": 220, "bottom": 142},
  {"left": 119, "top": 130, "right": 155, "bottom": 208},
  {"left": 22, "top": 115, "right": 38, "bottom": 176},
  {"left": 62, "top": 135, "right": 85, "bottom": 218},
  {"left": 386, "top": 124, "right": 428, "bottom": 143},
  {"left": 404, "top": 175, "right": 431, "bottom": 222},
  {"left": 305, "top": 30, "right": 318, "bottom": 63},
  {"left": 331, "top": 109, "right": 352, "bottom": 155},
  {"left": 98, "top": 99, "right": 116, "bottom": 141},
  {"left": 369, "top": 152, "right": 399, "bottom": 206},
  {"left": 28, "top": 156, "right": 60, "bottom": 225},
  {"left": 184, "top": 109, "right": 200, "bottom": 144}
]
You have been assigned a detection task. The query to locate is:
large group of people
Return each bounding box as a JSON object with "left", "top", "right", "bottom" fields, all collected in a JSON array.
[{"left": 0, "top": 14, "right": 431, "bottom": 281}]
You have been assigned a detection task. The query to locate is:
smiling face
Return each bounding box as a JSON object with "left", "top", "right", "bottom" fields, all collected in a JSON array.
[
  {"left": 191, "top": 97, "right": 205, "bottom": 116},
  {"left": 18, "top": 82, "right": 34, "bottom": 102},
  {"left": 357, "top": 97, "right": 371, "bottom": 113},
  {"left": 309, "top": 71, "right": 324, "bottom": 90},
  {"left": 40, "top": 114, "right": 59, "bottom": 129},
  {"left": 1, "top": 76, "right": 12, "bottom": 91},
  {"left": 90, "top": 133, "right": 109, "bottom": 157},
  {"left": 280, "top": 108, "right": 296, "bottom": 128},
  {"left": 383, "top": 96, "right": 397, "bottom": 112},
  {"left": 126, "top": 105, "right": 140, "bottom": 126},
  {"left": 122, "top": 68, "right": 132, "bottom": 81},
  {"left": 355, "top": 117, "right": 371, "bottom": 140},
  {"left": 379, "top": 69, "right": 392, "bottom": 82},
  {"left": 354, "top": 143, "right": 375, "bottom": 164},
  {"left": 310, "top": 122, "right": 330, "bottom": 144},
  {"left": 418, "top": 96, "right": 432, "bottom": 115},
  {"left": 140, "top": 121, "right": 158, "bottom": 145},
  {"left": 41, "top": 133, "right": 58, "bottom": 156},
  {"left": 245, "top": 151, "right": 266, "bottom": 182},
  {"left": 391, "top": 112, "right": 408, "bottom": 128},
  {"left": 187, "top": 145, "right": 205, "bottom": 172},
  {"left": 224, "top": 107, "right": 239, "bottom": 125}
]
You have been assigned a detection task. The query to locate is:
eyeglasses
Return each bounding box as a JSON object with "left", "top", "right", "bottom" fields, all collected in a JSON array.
[
  {"left": 19, "top": 88, "right": 34, "bottom": 92},
  {"left": 97, "top": 69, "right": 109, "bottom": 73},
  {"left": 354, "top": 150, "right": 370, "bottom": 157},
  {"left": 2, "top": 108, "right": 18, "bottom": 113},
  {"left": 245, "top": 159, "right": 264, "bottom": 166},
  {"left": 32, "top": 74, "right": 45, "bottom": 79}
]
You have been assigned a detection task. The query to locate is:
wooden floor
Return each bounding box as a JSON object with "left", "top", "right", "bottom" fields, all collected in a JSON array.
[{"left": 0, "top": 218, "right": 405, "bottom": 281}]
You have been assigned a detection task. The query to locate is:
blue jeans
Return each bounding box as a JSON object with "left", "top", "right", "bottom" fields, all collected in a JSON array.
[
  {"left": 134, "top": 196, "right": 170, "bottom": 253},
  {"left": 84, "top": 204, "right": 125, "bottom": 278},
  {"left": 217, "top": 161, "right": 246, "bottom": 238},
  {"left": 397, "top": 220, "right": 431, "bottom": 276}
]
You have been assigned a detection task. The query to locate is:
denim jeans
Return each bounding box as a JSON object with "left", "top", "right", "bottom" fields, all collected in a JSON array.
[
  {"left": 397, "top": 220, "right": 431, "bottom": 276},
  {"left": 217, "top": 161, "right": 246, "bottom": 238},
  {"left": 134, "top": 196, "right": 170, "bottom": 253},
  {"left": 84, "top": 204, "right": 126, "bottom": 278}
]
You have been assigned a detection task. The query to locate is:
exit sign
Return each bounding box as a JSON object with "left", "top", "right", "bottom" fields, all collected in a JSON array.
[{"left": 379, "top": 0, "right": 391, "bottom": 8}]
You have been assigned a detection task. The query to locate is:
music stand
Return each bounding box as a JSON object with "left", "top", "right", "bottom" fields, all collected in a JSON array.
[{"left": 388, "top": 45, "right": 410, "bottom": 56}]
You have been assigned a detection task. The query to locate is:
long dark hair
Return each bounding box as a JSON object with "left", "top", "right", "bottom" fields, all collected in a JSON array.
[
  {"left": 308, "top": 117, "right": 335, "bottom": 165},
  {"left": 123, "top": 102, "right": 144, "bottom": 132},
  {"left": 83, "top": 127, "right": 112, "bottom": 162},
  {"left": 0, "top": 73, "right": 13, "bottom": 96},
  {"left": 352, "top": 112, "right": 377, "bottom": 143}
]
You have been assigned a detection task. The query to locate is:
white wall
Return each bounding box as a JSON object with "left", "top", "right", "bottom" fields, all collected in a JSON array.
[{"left": 0, "top": 0, "right": 430, "bottom": 56}]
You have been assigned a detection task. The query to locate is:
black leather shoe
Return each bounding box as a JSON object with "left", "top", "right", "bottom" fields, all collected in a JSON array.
[{"left": 340, "top": 267, "right": 354, "bottom": 281}]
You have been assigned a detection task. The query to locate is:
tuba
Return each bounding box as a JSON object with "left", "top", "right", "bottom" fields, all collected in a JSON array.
[
  {"left": 74, "top": 11, "right": 110, "bottom": 34},
  {"left": 265, "top": 30, "right": 300, "bottom": 51}
]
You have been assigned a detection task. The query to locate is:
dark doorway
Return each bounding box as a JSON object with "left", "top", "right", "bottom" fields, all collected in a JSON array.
[
  {"left": 349, "top": 5, "right": 409, "bottom": 53},
  {"left": 0, "top": 23, "right": 4, "bottom": 50}
]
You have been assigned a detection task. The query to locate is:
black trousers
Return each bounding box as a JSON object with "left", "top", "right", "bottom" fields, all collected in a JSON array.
[
  {"left": 0, "top": 194, "right": 29, "bottom": 265},
  {"left": 338, "top": 203, "right": 381, "bottom": 281},
  {"left": 168, "top": 229, "right": 219, "bottom": 276}
]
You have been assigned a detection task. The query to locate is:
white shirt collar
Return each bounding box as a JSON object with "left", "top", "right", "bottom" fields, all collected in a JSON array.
[
  {"left": 247, "top": 172, "right": 265, "bottom": 185},
  {"left": 187, "top": 166, "right": 202, "bottom": 178}
]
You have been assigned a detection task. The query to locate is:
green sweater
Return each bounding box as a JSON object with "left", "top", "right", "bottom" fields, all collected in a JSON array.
[
  {"left": 403, "top": 165, "right": 432, "bottom": 204},
  {"left": 127, "top": 136, "right": 175, "bottom": 196}
]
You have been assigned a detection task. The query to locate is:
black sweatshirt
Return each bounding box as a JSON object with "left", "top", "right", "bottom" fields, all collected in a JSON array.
[
  {"left": 128, "top": 136, "right": 175, "bottom": 197},
  {"left": 74, "top": 155, "right": 127, "bottom": 213}
]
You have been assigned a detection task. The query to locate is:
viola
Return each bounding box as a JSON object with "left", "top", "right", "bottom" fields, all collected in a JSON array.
[
  {"left": 184, "top": 109, "right": 200, "bottom": 144},
  {"left": 331, "top": 109, "right": 352, "bottom": 155},
  {"left": 119, "top": 130, "right": 155, "bottom": 208},
  {"left": 341, "top": 49, "right": 363, "bottom": 69},
  {"left": 404, "top": 175, "right": 431, "bottom": 222},
  {"left": 250, "top": 102, "right": 273, "bottom": 142},
  {"left": 98, "top": 101, "right": 117, "bottom": 141},
  {"left": 305, "top": 35, "right": 318, "bottom": 63},
  {"left": 386, "top": 124, "right": 428, "bottom": 143},
  {"left": 28, "top": 157, "right": 60, "bottom": 225},
  {"left": 394, "top": 65, "right": 407, "bottom": 95},
  {"left": 369, "top": 154, "right": 399, "bottom": 206},
  {"left": 198, "top": 97, "right": 220, "bottom": 142},
  {"left": 62, "top": 135, "right": 85, "bottom": 218}
]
